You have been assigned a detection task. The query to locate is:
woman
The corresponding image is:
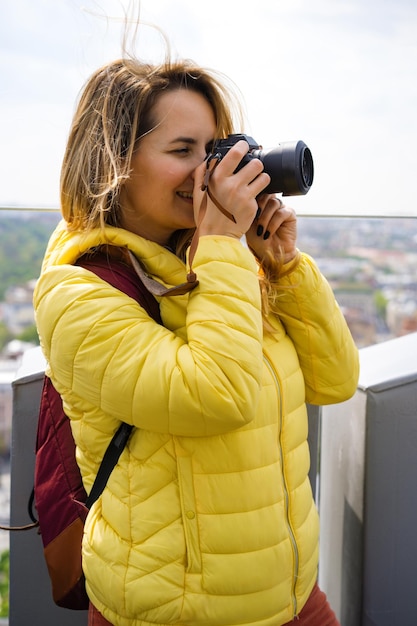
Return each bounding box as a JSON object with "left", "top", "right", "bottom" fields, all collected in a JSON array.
[{"left": 34, "top": 56, "right": 359, "bottom": 626}]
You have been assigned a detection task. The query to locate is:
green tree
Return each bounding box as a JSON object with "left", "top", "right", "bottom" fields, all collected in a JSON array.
[
  {"left": 0, "top": 550, "right": 9, "bottom": 617},
  {"left": 17, "top": 324, "right": 40, "bottom": 345},
  {"left": 374, "top": 290, "right": 388, "bottom": 320},
  {"left": 0, "top": 212, "right": 59, "bottom": 300}
]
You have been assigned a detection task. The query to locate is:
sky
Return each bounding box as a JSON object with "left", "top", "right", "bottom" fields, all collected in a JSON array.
[{"left": 1, "top": 0, "right": 416, "bottom": 217}]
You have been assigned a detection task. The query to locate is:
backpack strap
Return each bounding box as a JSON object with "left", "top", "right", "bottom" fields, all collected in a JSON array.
[
  {"left": 85, "top": 422, "right": 133, "bottom": 509},
  {"left": 75, "top": 245, "right": 162, "bottom": 324}
]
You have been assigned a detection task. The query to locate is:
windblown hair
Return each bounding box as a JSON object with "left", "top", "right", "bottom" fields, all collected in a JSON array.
[
  {"left": 60, "top": 57, "right": 239, "bottom": 253},
  {"left": 61, "top": 54, "right": 285, "bottom": 322}
]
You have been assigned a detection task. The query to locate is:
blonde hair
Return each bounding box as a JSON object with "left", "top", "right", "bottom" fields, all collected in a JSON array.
[
  {"left": 60, "top": 57, "right": 241, "bottom": 255},
  {"left": 61, "top": 53, "right": 286, "bottom": 323}
]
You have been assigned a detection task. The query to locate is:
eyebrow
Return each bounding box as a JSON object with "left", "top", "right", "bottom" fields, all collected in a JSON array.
[
  {"left": 169, "top": 137, "right": 197, "bottom": 145},
  {"left": 169, "top": 137, "right": 215, "bottom": 152}
]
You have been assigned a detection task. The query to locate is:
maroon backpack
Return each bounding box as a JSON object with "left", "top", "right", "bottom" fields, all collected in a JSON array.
[{"left": 32, "top": 248, "right": 161, "bottom": 610}]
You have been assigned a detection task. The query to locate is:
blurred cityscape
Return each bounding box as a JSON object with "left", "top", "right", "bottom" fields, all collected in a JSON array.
[
  {"left": 0, "top": 214, "right": 416, "bottom": 533},
  {"left": 297, "top": 216, "right": 417, "bottom": 347}
]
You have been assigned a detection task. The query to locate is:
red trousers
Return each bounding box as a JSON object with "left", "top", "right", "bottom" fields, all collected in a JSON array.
[
  {"left": 284, "top": 583, "right": 340, "bottom": 625},
  {"left": 88, "top": 583, "right": 340, "bottom": 626}
]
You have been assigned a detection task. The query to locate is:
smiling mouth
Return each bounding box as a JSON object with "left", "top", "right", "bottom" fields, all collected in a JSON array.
[{"left": 177, "top": 191, "right": 193, "bottom": 200}]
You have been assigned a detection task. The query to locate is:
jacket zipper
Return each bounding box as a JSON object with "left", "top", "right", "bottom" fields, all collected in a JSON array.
[{"left": 263, "top": 353, "right": 299, "bottom": 619}]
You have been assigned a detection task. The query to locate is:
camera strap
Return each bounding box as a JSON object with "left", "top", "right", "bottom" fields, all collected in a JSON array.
[
  {"left": 201, "top": 154, "right": 236, "bottom": 223},
  {"left": 186, "top": 154, "right": 237, "bottom": 285}
]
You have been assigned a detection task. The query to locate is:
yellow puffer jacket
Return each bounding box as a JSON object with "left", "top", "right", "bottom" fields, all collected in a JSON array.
[{"left": 34, "top": 221, "right": 359, "bottom": 626}]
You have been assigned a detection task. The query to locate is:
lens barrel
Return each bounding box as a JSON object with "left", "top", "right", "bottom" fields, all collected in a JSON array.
[{"left": 253, "top": 140, "right": 314, "bottom": 196}]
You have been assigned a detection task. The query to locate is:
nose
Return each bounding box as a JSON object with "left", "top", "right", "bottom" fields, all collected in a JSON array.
[{"left": 190, "top": 152, "right": 208, "bottom": 181}]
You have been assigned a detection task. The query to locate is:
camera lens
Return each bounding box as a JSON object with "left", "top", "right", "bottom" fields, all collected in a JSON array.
[{"left": 259, "top": 140, "right": 314, "bottom": 196}]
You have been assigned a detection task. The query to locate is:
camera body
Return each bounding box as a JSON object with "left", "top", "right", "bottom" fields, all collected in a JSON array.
[{"left": 211, "top": 133, "right": 314, "bottom": 196}]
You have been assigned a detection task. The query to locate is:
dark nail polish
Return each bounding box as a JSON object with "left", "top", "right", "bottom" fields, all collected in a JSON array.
[
  {"left": 255, "top": 207, "right": 262, "bottom": 219},
  {"left": 263, "top": 230, "right": 270, "bottom": 240},
  {"left": 257, "top": 225, "right": 264, "bottom": 236}
]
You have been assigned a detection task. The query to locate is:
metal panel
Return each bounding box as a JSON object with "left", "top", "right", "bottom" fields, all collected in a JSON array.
[{"left": 319, "top": 332, "right": 417, "bottom": 626}]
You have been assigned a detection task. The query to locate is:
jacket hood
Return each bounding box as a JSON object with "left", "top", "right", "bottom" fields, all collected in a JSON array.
[{"left": 40, "top": 219, "right": 188, "bottom": 289}]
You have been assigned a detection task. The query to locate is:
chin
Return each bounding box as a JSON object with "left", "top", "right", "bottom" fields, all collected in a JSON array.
[{"left": 176, "top": 214, "right": 196, "bottom": 231}]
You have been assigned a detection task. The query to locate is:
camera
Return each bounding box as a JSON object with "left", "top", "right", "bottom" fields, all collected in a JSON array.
[{"left": 210, "top": 134, "right": 314, "bottom": 196}]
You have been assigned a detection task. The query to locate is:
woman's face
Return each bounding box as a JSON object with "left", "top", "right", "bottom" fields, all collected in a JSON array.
[{"left": 120, "top": 88, "right": 217, "bottom": 245}]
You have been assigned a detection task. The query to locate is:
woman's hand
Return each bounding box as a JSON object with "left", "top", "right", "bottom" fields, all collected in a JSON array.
[
  {"left": 246, "top": 194, "right": 298, "bottom": 265},
  {"left": 193, "top": 140, "right": 271, "bottom": 240}
]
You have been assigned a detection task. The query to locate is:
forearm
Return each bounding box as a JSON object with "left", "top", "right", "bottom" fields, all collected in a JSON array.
[{"left": 271, "top": 252, "right": 359, "bottom": 404}]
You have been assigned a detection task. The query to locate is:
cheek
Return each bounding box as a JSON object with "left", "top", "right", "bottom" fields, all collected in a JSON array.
[
  {"left": 165, "top": 159, "right": 195, "bottom": 184},
  {"left": 163, "top": 166, "right": 187, "bottom": 187}
]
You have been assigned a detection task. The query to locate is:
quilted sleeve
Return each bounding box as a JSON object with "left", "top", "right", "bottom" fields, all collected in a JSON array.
[
  {"left": 34, "top": 237, "right": 264, "bottom": 437},
  {"left": 271, "top": 253, "right": 359, "bottom": 405}
]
